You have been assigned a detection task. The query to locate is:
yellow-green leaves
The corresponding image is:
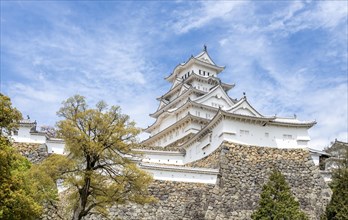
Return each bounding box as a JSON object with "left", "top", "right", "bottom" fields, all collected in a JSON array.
[
  {"left": 0, "top": 95, "right": 56, "bottom": 219},
  {"left": 0, "top": 137, "right": 56, "bottom": 220},
  {"left": 0, "top": 93, "right": 22, "bottom": 136},
  {"left": 55, "top": 95, "right": 154, "bottom": 220}
]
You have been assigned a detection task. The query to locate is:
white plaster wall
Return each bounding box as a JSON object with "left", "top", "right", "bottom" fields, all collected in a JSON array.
[
  {"left": 12, "top": 132, "right": 46, "bottom": 144},
  {"left": 219, "top": 119, "right": 310, "bottom": 149},
  {"left": 142, "top": 153, "right": 184, "bottom": 165},
  {"left": 191, "top": 81, "right": 214, "bottom": 92},
  {"left": 178, "top": 64, "right": 218, "bottom": 81},
  {"left": 18, "top": 127, "right": 32, "bottom": 139},
  {"left": 184, "top": 118, "right": 311, "bottom": 164},
  {"left": 143, "top": 168, "right": 217, "bottom": 184},
  {"left": 190, "top": 106, "right": 216, "bottom": 119},
  {"left": 184, "top": 121, "right": 224, "bottom": 164},
  {"left": 29, "top": 134, "right": 47, "bottom": 143},
  {"left": 46, "top": 141, "right": 65, "bottom": 154},
  {"left": 311, "top": 154, "right": 320, "bottom": 166},
  {"left": 159, "top": 121, "right": 201, "bottom": 147},
  {"left": 11, "top": 125, "right": 66, "bottom": 155}
]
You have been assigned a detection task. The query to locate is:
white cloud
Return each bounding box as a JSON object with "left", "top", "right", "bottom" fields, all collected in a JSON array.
[
  {"left": 213, "top": 1, "right": 348, "bottom": 149},
  {"left": 2, "top": 4, "right": 162, "bottom": 131},
  {"left": 2, "top": 1, "right": 347, "bottom": 147},
  {"left": 171, "top": 1, "right": 248, "bottom": 34}
]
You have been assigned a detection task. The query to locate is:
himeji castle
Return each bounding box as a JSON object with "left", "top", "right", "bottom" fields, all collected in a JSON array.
[{"left": 136, "top": 46, "right": 317, "bottom": 184}]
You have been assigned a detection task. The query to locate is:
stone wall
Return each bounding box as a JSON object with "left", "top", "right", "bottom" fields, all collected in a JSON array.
[
  {"left": 204, "top": 143, "right": 331, "bottom": 219},
  {"left": 82, "top": 142, "right": 331, "bottom": 220},
  {"left": 85, "top": 181, "right": 214, "bottom": 220},
  {"left": 12, "top": 142, "right": 48, "bottom": 163}
]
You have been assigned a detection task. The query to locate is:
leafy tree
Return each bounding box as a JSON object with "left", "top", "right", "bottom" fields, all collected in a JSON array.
[
  {"left": 325, "top": 141, "right": 348, "bottom": 219},
  {"left": 0, "top": 93, "right": 22, "bottom": 136},
  {"left": 51, "top": 95, "right": 154, "bottom": 220},
  {"left": 0, "top": 94, "right": 57, "bottom": 219},
  {"left": 251, "top": 169, "right": 308, "bottom": 220}
]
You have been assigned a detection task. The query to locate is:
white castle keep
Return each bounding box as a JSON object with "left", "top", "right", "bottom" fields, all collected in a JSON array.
[{"left": 135, "top": 46, "right": 317, "bottom": 183}]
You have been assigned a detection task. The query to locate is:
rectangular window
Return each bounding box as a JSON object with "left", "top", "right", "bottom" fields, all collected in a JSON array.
[
  {"left": 265, "top": 132, "right": 269, "bottom": 138},
  {"left": 196, "top": 111, "right": 200, "bottom": 116},
  {"left": 199, "top": 70, "right": 201, "bottom": 75}
]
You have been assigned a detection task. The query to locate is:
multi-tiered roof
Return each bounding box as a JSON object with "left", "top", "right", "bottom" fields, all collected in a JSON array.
[{"left": 142, "top": 46, "right": 315, "bottom": 151}]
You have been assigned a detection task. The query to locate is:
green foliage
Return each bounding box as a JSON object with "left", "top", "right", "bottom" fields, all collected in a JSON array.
[
  {"left": 0, "top": 93, "right": 22, "bottom": 136},
  {"left": 0, "top": 94, "right": 57, "bottom": 219},
  {"left": 251, "top": 170, "right": 308, "bottom": 220},
  {"left": 53, "top": 95, "right": 154, "bottom": 220},
  {"left": 0, "top": 136, "right": 53, "bottom": 219},
  {"left": 324, "top": 143, "right": 348, "bottom": 220}
]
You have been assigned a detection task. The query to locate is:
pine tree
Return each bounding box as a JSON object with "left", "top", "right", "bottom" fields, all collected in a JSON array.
[
  {"left": 325, "top": 141, "right": 348, "bottom": 220},
  {"left": 47, "top": 95, "right": 155, "bottom": 220},
  {"left": 251, "top": 169, "right": 308, "bottom": 220}
]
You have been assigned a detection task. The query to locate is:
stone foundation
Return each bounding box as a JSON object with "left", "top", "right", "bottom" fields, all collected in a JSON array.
[
  {"left": 82, "top": 142, "right": 331, "bottom": 220},
  {"left": 13, "top": 142, "right": 48, "bottom": 163}
]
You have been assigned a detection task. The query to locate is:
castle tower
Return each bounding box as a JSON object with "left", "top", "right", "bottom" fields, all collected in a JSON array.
[
  {"left": 143, "top": 46, "right": 235, "bottom": 149},
  {"left": 137, "top": 47, "right": 317, "bottom": 181}
]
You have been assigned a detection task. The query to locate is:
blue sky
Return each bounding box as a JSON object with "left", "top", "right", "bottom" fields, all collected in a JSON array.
[{"left": 1, "top": 1, "right": 347, "bottom": 149}]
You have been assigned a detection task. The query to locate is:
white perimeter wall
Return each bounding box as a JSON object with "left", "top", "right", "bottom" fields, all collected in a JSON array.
[
  {"left": 11, "top": 126, "right": 65, "bottom": 155},
  {"left": 142, "top": 153, "right": 185, "bottom": 165},
  {"left": 142, "top": 167, "right": 218, "bottom": 184},
  {"left": 13, "top": 127, "right": 47, "bottom": 143},
  {"left": 46, "top": 141, "right": 65, "bottom": 155}
]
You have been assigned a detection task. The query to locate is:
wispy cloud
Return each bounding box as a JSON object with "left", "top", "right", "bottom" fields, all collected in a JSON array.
[
  {"left": 170, "top": 1, "right": 248, "bottom": 34},
  {"left": 1, "top": 1, "right": 162, "bottom": 128},
  {"left": 1, "top": 1, "right": 347, "bottom": 147}
]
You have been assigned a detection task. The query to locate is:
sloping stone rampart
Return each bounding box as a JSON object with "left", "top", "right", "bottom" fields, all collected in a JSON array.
[{"left": 83, "top": 142, "right": 331, "bottom": 220}]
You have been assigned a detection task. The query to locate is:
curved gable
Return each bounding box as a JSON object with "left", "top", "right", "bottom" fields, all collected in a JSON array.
[
  {"left": 193, "top": 86, "right": 234, "bottom": 110},
  {"left": 233, "top": 108, "right": 256, "bottom": 116},
  {"left": 227, "top": 98, "right": 263, "bottom": 117}
]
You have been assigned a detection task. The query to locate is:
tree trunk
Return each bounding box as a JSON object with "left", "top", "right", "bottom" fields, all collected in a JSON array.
[
  {"left": 72, "top": 199, "right": 84, "bottom": 220},
  {"left": 72, "top": 177, "right": 91, "bottom": 220}
]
